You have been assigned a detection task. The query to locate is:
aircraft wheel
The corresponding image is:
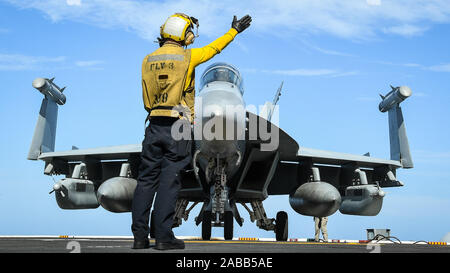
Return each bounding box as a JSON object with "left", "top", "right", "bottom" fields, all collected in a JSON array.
[
  {"left": 275, "top": 211, "right": 288, "bottom": 241},
  {"left": 202, "top": 211, "right": 212, "bottom": 240},
  {"left": 150, "top": 210, "right": 155, "bottom": 239},
  {"left": 224, "top": 211, "right": 234, "bottom": 240}
]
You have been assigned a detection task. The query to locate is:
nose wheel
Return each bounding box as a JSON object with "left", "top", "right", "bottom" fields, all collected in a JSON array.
[
  {"left": 201, "top": 158, "right": 236, "bottom": 241},
  {"left": 201, "top": 210, "right": 235, "bottom": 240}
]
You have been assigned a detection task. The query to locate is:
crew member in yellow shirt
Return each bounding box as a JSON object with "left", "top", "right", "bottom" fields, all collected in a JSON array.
[{"left": 131, "top": 13, "right": 252, "bottom": 250}]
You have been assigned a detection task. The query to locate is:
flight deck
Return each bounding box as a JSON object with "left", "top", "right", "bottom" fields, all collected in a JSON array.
[{"left": 0, "top": 236, "right": 448, "bottom": 253}]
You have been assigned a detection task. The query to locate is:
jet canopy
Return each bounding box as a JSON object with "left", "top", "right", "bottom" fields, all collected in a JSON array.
[{"left": 200, "top": 62, "right": 243, "bottom": 93}]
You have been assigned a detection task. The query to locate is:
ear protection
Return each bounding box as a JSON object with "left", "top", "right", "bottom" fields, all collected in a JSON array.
[
  {"left": 183, "top": 15, "right": 199, "bottom": 46},
  {"left": 184, "top": 27, "right": 195, "bottom": 46}
]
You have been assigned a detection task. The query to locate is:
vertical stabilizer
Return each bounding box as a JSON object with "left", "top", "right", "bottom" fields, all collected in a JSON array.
[
  {"left": 260, "top": 81, "right": 283, "bottom": 122},
  {"left": 27, "top": 77, "right": 66, "bottom": 160}
]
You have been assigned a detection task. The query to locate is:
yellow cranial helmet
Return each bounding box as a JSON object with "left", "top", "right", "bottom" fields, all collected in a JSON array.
[{"left": 160, "top": 13, "right": 198, "bottom": 46}]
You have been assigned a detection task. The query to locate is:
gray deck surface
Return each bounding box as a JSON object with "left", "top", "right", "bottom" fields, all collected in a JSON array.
[{"left": 0, "top": 237, "right": 448, "bottom": 253}]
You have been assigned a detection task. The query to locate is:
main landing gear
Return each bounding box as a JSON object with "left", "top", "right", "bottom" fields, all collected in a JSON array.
[
  {"left": 240, "top": 201, "right": 289, "bottom": 241},
  {"left": 198, "top": 157, "right": 289, "bottom": 241}
]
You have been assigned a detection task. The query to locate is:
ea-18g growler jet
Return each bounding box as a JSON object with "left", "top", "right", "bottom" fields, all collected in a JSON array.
[{"left": 28, "top": 62, "right": 413, "bottom": 241}]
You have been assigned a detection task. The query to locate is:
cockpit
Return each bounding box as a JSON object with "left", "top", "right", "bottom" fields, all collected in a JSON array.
[{"left": 200, "top": 63, "right": 243, "bottom": 93}]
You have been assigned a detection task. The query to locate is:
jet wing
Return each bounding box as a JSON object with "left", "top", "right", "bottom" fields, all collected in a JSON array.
[
  {"left": 246, "top": 111, "right": 299, "bottom": 161},
  {"left": 267, "top": 146, "right": 403, "bottom": 196},
  {"left": 296, "top": 147, "right": 402, "bottom": 168},
  {"left": 38, "top": 144, "right": 142, "bottom": 162}
]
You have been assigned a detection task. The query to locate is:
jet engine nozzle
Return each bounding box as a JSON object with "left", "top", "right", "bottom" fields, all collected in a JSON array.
[
  {"left": 32, "top": 77, "right": 66, "bottom": 105},
  {"left": 379, "top": 85, "right": 412, "bottom": 113}
]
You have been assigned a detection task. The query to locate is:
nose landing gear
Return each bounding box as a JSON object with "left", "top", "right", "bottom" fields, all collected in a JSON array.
[{"left": 198, "top": 157, "right": 289, "bottom": 241}]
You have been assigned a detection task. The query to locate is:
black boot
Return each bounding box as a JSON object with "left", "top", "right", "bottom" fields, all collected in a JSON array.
[
  {"left": 155, "top": 238, "right": 185, "bottom": 250},
  {"left": 132, "top": 238, "right": 150, "bottom": 249}
]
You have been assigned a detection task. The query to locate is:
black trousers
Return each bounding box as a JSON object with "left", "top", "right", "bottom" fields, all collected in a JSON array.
[{"left": 131, "top": 117, "right": 192, "bottom": 243}]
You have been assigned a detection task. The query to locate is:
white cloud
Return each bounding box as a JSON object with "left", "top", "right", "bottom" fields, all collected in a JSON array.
[
  {"left": 402, "top": 63, "right": 423, "bottom": 68},
  {"left": 383, "top": 24, "right": 428, "bottom": 37},
  {"left": 0, "top": 53, "right": 106, "bottom": 71},
  {"left": 311, "top": 47, "right": 354, "bottom": 57},
  {"left": 75, "top": 60, "right": 104, "bottom": 70},
  {"left": 268, "top": 69, "right": 337, "bottom": 77},
  {"left": 428, "top": 64, "right": 450, "bottom": 72},
  {"left": 375, "top": 61, "right": 424, "bottom": 68},
  {"left": 301, "top": 41, "right": 355, "bottom": 57},
  {"left": 366, "top": 0, "right": 381, "bottom": 6},
  {"left": 329, "top": 71, "right": 360, "bottom": 77},
  {"left": 66, "top": 0, "right": 81, "bottom": 6},
  {"left": 75, "top": 60, "right": 103, "bottom": 67},
  {"left": 0, "top": 53, "right": 65, "bottom": 71},
  {"left": 375, "top": 61, "right": 450, "bottom": 73},
  {"left": 3, "top": 0, "right": 450, "bottom": 41},
  {"left": 265, "top": 68, "right": 358, "bottom": 77}
]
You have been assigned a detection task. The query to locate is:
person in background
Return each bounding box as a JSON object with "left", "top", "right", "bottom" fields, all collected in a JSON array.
[{"left": 314, "top": 216, "right": 328, "bottom": 242}]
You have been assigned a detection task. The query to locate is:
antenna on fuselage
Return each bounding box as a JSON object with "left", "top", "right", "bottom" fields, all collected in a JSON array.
[{"left": 266, "top": 81, "right": 283, "bottom": 122}]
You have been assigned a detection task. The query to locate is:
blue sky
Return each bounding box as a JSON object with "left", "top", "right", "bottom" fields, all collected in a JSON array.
[{"left": 1, "top": 0, "right": 450, "bottom": 242}]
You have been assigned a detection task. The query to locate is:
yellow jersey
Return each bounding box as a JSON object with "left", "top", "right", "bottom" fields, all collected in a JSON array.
[{"left": 142, "top": 28, "right": 238, "bottom": 122}]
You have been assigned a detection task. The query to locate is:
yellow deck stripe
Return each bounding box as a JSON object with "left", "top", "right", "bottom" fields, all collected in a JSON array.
[{"left": 182, "top": 240, "right": 362, "bottom": 246}]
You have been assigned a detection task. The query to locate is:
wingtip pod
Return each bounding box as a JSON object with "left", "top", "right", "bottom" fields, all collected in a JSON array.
[
  {"left": 379, "top": 85, "right": 412, "bottom": 113},
  {"left": 32, "top": 77, "right": 66, "bottom": 106}
]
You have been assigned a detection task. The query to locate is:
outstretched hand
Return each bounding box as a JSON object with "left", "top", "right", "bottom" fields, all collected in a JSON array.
[{"left": 232, "top": 15, "right": 252, "bottom": 33}]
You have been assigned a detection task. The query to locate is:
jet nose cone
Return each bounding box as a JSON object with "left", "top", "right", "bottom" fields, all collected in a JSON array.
[{"left": 203, "top": 104, "right": 224, "bottom": 120}]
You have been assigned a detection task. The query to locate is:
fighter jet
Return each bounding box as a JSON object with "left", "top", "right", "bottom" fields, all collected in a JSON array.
[{"left": 28, "top": 62, "right": 413, "bottom": 241}]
